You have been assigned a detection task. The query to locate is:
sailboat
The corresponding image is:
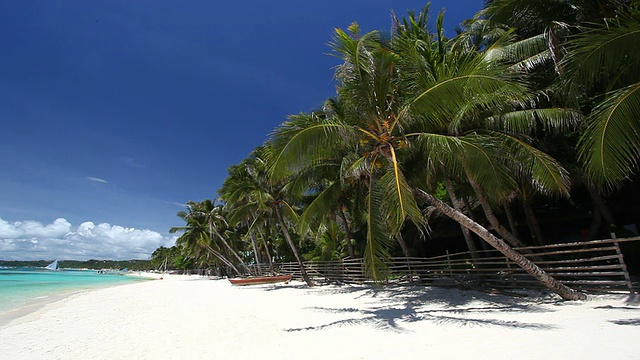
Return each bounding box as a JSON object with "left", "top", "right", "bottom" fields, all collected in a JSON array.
[{"left": 45, "top": 260, "right": 59, "bottom": 271}]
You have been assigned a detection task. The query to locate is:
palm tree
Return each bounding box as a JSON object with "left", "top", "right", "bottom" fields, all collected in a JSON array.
[
  {"left": 219, "top": 162, "right": 269, "bottom": 271},
  {"left": 170, "top": 202, "right": 243, "bottom": 276},
  {"left": 271, "top": 9, "right": 586, "bottom": 300},
  {"left": 272, "top": 102, "right": 368, "bottom": 259},
  {"left": 189, "top": 199, "right": 252, "bottom": 274},
  {"left": 563, "top": 10, "right": 640, "bottom": 188},
  {"left": 271, "top": 23, "right": 425, "bottom": 281},
  {"left": 221, "top": 147, "right": 315, "bottom": 286},
  {"left": 479, "top": 0, "right": 640, "bottom": 190}
]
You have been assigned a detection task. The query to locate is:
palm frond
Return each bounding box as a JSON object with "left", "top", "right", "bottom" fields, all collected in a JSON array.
[
  {"left": 484, "top": 32, "right": 548, "bottom": 65},
  {"left": 279, "top": 201, "right": 301, "bottom": 226},
  {"left": 409, "top": 132, "right": 466, "bottom": 181},
  {"left": 378, "top": 169, "right": 424, "bottom": 235},
  {"left": 341, "top": 155, "right": 370, "bottom": 182},
  {"left": 297, "top": 181, "right": 342, "bottom": 236},
  {"left": 407, "top": 67, "right": 529, "bottom": 128},
  {"left": 563, "top": 16, "right": 640, "bottom": 91},
  {"left": 486, "top": 108, "right": 581, "bottom": 135},
  {"left": 457, "top": 134, "right": 517, "bottom": 202},
  {"left": 269, "top": 120, "right": 358, "bottom": 182},
  {"left": 578, "top": 83, "right": 640, "bottom": 187},
  {"left": 488, "top": 130, "right": 571, "bottom": 196},
  {"left": 363, "top": 176, "right": 392, "bottom": 281}
]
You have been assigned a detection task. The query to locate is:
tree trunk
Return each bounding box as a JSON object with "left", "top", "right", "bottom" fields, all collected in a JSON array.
[
  {"left": 414, "top": 188, "right": 586, "bottom": 300},
  {"left": 503, "top": 202, "right": 521, "bottom": 240},
  {"left": 338, "top": 208, "right": 356, "bottom": 258},
  {"left": 205, "top": 244, "right": 242, "bottom": 276},
  {"left": 249, "top": 231, "right": 261, "bottom": 269},
  {"left": 463, "top": 197, "right": 490, "bottom": 251},
  {"left": 586, "top": 202, "right": 602, "bottom": 241},
  {"left": 255, "top": 223, "right": 276, "bottom": 274},
  {"left": 466, "top": 174, "right": 527, "bottom": 248},
  {"left": 522, "top": 198, "right": 546, "bottom": 245},
  {"left": 274, "top": 205, "right": 314, "bottom": 286},
  {"left": 211, "top": 226, "right": 252, "bottom": 275},
  {"left": 396, "top": 233, "right": 411, "bottom": 257},
  {"left": 585, "top": 181, "right": 615, "bottom": 229},
  {"left": 445, "top": 179, "right": 480, "bottom": 261}
]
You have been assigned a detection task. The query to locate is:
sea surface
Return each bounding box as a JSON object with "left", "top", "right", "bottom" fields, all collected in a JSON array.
[{"left": 0, "top": 267, "right": 148, "bottom": 316}]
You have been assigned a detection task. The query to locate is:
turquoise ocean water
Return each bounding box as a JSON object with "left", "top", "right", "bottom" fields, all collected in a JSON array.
[{"left": 0, "top": 267, "right": 148, "bottom": 316}]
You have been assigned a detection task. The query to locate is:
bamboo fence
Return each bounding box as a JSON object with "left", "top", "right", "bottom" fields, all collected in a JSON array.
[{"left": 256, "top": 237, "right": 640, "bottom": 294}]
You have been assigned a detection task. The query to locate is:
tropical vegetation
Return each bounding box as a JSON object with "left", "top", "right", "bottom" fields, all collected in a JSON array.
[{"left": 163, "top": 1, "right": 640, "bottom": 301}]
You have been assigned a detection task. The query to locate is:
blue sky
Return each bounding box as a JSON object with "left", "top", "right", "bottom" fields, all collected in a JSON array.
[{"left": 0, "top": 1, "right": 482, "bottom": 260}]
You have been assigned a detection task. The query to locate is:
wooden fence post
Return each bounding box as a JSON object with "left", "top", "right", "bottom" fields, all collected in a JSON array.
[{"left": 611, "top": 234, "right": 635, "bottom": 294}]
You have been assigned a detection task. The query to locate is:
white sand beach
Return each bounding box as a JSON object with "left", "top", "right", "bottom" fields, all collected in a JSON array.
[{"left": 1, "top": 274, "right": 639, "bottom": 360}]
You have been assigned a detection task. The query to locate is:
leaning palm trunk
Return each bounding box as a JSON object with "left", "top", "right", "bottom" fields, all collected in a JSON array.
[
  {"left": 396, "top": 233, "right": 411, "bottom": 257},
  {"left": 414, "top": 189, "right": 586, "bottom": 300},
  {"left": 445, "top": 179, "right": 480, "bottom": 262},
  {"left": 463, "top": 197, "right": 490, "bottom": 251},
  {"left": 584, "top": 181, "right": 615, "bottom": 229},
  {"left": 466, "top": 174, "right": 527, "bottom": 248},
  {"left": 211, "top": 226, "right": 252, "bottom": 275},
  {"left": 248, "top": 231, "right": 262, "bottom": 268},
  {"left": 255, "top": 223, "right": 276, "bottom": 274},
  {"left": 503, "top": 203, "right": 521, "bottom": 240},
  {"left": 522, "top": 198, "right": 546, "bottom": 245},
  {"left": 274, "top": 205, "right": 314, "bottom": 286},
  {"left": 204, "top": 244, "right": 242, "bottom": 276},
  {"left": 338, "top": 208, "right": 356, "bottom": 258}
]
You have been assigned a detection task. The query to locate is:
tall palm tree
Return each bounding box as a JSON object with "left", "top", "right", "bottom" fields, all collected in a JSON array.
[
  {"left": 465, "top": 1, "right": 634, "bottom": 241},
  {"left": 396, "top": 7, "right": 579, "bottom": 244},
  {"left": 170, "top": 202, "right": 243, "bottom": 275},
  {"left": 220, "top": 160, "right": 277, "bottom": 273},
  {"left": 480, "top": 0, "right": 640, "bottom": 190},
  {"left": 188, "top": 199, "right": 251, "bottom": 274},
  {"left": 271, "top": 10, "right": 585, "bottom": 300},
  {"left": 221, "top": 147, "right": 315, "bottom": 286},
  {"left": 272, "top": 102, "right": 368, "bottom": 259},
  {"left": 564, "top": 11, "right": 640, "bottom": 188},
  {"left": 271, "top": 24, "right": 425, "bottom": 281}
]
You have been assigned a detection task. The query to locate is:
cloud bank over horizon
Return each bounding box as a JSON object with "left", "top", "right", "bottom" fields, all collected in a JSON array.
[{"left": 0, "top": 217, "right": 176, "bottom": 261}]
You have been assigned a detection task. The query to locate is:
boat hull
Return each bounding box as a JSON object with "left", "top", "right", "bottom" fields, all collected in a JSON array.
[{"left": 228, "top": 274, "right": 292, "bottom": 286}]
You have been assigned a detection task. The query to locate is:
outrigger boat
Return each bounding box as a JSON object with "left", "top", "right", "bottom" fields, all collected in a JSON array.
[
  {"left": 44, "top": 260, "right": 59, "bottom": 271},
  {"left": 228, "top": 274, "right": 292, "bottom": 286}
]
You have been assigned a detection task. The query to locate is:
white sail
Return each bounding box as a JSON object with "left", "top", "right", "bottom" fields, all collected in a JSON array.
[{"left": 45, "top": 260, "right": 59, "bottom": 271}]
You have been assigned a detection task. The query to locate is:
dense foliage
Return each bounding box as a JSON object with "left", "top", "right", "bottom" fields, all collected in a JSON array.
[{"left": 163, "top": 1, "right": 640, "bottom": 298}]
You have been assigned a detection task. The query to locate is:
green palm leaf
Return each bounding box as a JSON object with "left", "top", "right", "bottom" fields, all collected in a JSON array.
[
  {"left": 488, "top": 130, "right": 571, "bottom": 196},
  {"left": 563, "top": 16, "right": 640, "bottom": 91},
  {"left": 457, "top": 134, "right": 516, "bottom": 201},
  {"left": 407, "top": 71, "right": 529, "bottom": 128},
  {"left": 487, "top": 108, "right": 581, "bottom": 135},
  {"left": 579, "top": 83, "right": 640, "bottom": 187},
  {"left": 378, "top": 169, "right": 424, "bottom": 235},
  {"left": 270, "top": 121, "right": 358, "bottom": 182},
  {"left": 297, "top": 181, "right": 342, "bottom": 236},
  {"left": 364, "top": 176, "right": 392, "bottom": 281}
]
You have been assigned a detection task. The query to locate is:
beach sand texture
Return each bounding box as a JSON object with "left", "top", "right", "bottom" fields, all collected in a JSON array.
[{"left": 1, "top": 275, "right": 639, "bottom": 360}]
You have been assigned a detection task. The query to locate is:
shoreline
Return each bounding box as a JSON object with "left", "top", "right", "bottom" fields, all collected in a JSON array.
[
  {"left": 1, "top": 278, "right": 639, "bottom": 359},
  {"left": 0, "top": 271, "right": 168, "bottom": 327}
]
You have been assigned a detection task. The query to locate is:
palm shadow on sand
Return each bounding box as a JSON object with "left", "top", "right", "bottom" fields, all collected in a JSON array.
[
  {"left": 609, "top": 318, "right": 640, "bottom": 326},
  {"left": 281, "top": 285, "right": 557, "bottom": 333}
]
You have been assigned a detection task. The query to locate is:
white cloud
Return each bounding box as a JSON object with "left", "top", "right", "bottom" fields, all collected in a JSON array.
[
  {"left": 87, "top": 176, "right": 108, "bottom": 184},
  {"left": 0, "top": 217, "right": 176, "bottom": 261},
  {"left": 0, "top": 218, "right": 71, "bottom": 238}
]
